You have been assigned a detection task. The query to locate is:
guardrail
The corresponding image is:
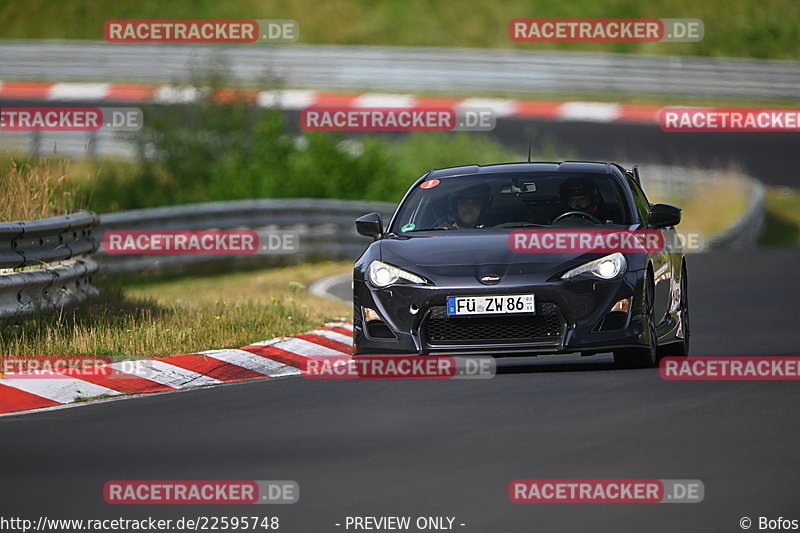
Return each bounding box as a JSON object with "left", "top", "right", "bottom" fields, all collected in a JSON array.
[
  {"left": 94, "top": 199, "right": 396, "bottom": 274},
  {"left": 0, "top": 211, "right": 99, "bottom": 318},
  {"left": 636, "top": 165, "right": 766, "bottom": 250},
  {"left": 1, "top": 41, "right": 798, "bottom": 100}
]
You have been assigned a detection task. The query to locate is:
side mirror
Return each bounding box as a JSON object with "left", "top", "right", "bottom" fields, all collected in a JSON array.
[
  {"left": 648, "top": 204, "right": 681, "bottom": 228},
  {"left": 356, "top": 212, "right": 383, "bottom": 239}
]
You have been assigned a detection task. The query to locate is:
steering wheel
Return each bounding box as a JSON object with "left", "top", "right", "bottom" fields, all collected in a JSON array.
[
  {"left": 432, "top": 222, "right": 457, "bottom": 230},
  {"left": 552, "top": 211, "right": 603, "bottom": 225}
]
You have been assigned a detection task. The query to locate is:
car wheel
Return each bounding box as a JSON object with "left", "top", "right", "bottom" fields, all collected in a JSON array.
[
  {"left": 614, "top": 270, "right": 657, "bottom": 369},
  {"left": 658, "top": 263, "right": 690, "bottom": 358}
]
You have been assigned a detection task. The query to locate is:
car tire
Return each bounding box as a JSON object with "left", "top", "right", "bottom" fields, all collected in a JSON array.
[
  {"left": 658, "top": 263, "right": 690, "bottom": 358},
  {"left": 614, "top": 270, "right": 657, "bottom": 369}
]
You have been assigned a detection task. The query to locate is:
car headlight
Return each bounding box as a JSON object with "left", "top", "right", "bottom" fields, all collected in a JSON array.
[
  {"left": 367, "top": 260, "right": 427, "bottom": 287},
  {"left": 561, "top": 253, "right": 627, "bottom": 280}
]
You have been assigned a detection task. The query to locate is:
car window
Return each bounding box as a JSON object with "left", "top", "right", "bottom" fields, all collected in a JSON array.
[{"left": 390, "top": 172, "right": 633, "bottom": 233}]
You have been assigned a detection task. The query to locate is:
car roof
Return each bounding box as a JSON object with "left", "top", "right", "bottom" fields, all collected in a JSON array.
[{"left": 427, "top": 161, "right": 625, "bottom": 179}]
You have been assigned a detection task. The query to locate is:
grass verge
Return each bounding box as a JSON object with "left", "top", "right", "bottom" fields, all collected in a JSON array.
[
  {"left": 762, "top": 187, "right": 800, "bottom": 245},
  {"left": 0, "top": 261, "right": 351, "bottom": 359},
  {"left": 654, "top": 173, "right": 751, "bottom": 239}
]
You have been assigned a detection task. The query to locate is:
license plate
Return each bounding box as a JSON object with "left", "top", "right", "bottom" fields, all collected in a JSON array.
[{"left": 446, "top": 294, "right": 535, "bottom": 316}]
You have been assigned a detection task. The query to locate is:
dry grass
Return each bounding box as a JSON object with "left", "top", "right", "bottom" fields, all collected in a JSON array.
[
  {"left": 0, "top": 157, "right": 87, "bottom": 221},
  {"left": 0, "top": 261, "right": 352, "bottom": 359},
  {"left": 762, "top": 187, "right": 800, "bottom": 245},
  {"left": 651, "top": 171, "right": 751, "bottom": 238}
]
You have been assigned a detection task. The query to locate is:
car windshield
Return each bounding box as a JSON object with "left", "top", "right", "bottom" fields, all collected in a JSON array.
[{"left": 390, "top": 172, "right": 632, "bottom": 233}]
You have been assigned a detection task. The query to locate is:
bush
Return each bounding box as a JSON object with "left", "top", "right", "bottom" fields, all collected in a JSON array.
[{"left": 78, "top": 81, "right": 559, "bottom": 211}]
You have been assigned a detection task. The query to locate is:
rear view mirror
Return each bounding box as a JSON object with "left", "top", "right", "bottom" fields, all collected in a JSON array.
[
  {"left": 356, "top": 212, "right": 383, "bottom": 239},
  {"left": 500, "top": 182, "right": 537, "bottom": 194},
  {"left": 648, "top": 204, "right": 681, "bottom": 228}
]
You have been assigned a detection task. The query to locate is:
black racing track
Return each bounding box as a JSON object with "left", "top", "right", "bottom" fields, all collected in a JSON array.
[
  {"left": 1, "top": 98, "right": 798, "bottom": 532},
  {"left": 1, "top": 248, "right": 799, "bottom": 532}
]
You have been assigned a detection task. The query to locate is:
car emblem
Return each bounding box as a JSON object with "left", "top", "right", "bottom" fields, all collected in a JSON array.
[{"left": 480, "top": 275, "right": 501, "bottom": 284}]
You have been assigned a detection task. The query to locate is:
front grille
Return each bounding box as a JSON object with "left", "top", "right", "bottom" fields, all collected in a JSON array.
[{"left": 424, "top": 302, "right": 564, "bottom": 345}]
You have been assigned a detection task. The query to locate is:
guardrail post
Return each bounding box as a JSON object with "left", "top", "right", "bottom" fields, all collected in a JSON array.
[
  {"left": 87, "top": 131, "right": 98, "bottom": 158},
  {"left": 29, "top": 130, "right": 41, "bottom": 158}
]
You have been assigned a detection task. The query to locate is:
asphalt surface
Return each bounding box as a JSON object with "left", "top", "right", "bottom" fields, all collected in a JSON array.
[
  {"left": 497, "top": 118, "right": 800, "bottom": 188},
  {"left": 1, "top": 247, "right": 799, "bottom": 532},
  {"left": 296, "top": 111, "right": 800, "bottom": 188}
]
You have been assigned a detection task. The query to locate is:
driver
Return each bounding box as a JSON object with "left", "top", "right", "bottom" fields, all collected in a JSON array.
[
  {"left": 558, "top": 177, "right": 606, "bottom": 221},
  {"left": 434, "top": 182, "right": 491, "bottom": 229}
]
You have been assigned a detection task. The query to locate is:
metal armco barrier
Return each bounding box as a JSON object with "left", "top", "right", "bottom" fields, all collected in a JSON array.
[
  {"left": 1, "top": 41, "right": 798, "bottom": 100},
  {"left": 93, "top": 199, "right": 397, "bottom": 274},
  {"left": 0, "top": 211, "right": 99, "bottom": 318}
]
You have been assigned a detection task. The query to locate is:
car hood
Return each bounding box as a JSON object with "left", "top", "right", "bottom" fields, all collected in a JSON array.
[{"left": 379, "top": 232, "right": 600, "bottom": 283}]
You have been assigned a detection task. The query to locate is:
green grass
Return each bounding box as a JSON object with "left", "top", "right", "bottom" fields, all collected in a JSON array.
[
  {"left": 762, "top": 187, "right": 800, "bottom": 245},
  {"left": 0, "top": 262, "right": 352, "bottom": 358},
  {"left": 0, "top": 0, "right": 798, "bottom": 60},
  {"left": 69, "top": 132, "right": 531, "bottom": 212}
]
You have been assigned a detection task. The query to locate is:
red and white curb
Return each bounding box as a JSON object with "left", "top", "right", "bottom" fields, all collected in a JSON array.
[
  {"left": 0, "top": 81, "right": 662, "bottom": 124},
  {"left": 0, "top": 321, "right": 353, "bottom": 416}
]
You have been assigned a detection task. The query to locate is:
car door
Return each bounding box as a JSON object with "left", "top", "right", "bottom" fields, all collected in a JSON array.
[{"left": 627, "top": 173, "right": 671, "bottom": 325}]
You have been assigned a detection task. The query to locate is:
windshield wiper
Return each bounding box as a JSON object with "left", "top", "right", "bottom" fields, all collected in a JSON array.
[
  {"left": 402, "top": 227, "right": 453, "bottom": 232},
  {"left": 500, "top": 223, "right": 548, "bottom": 228}
]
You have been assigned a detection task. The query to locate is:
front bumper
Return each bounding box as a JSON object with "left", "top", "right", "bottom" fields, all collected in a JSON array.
[{"left": 353, "top": 271, "right": 649, "bottom": 356}]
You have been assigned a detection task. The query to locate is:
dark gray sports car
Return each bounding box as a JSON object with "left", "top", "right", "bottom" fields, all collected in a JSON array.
[{"left": 352, "top": 161, "right": 689, "bottom": 368}]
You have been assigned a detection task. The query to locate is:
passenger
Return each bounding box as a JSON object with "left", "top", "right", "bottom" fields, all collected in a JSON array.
[{"left": 434, "top": 183, "right": 491, "bottom": 229}]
